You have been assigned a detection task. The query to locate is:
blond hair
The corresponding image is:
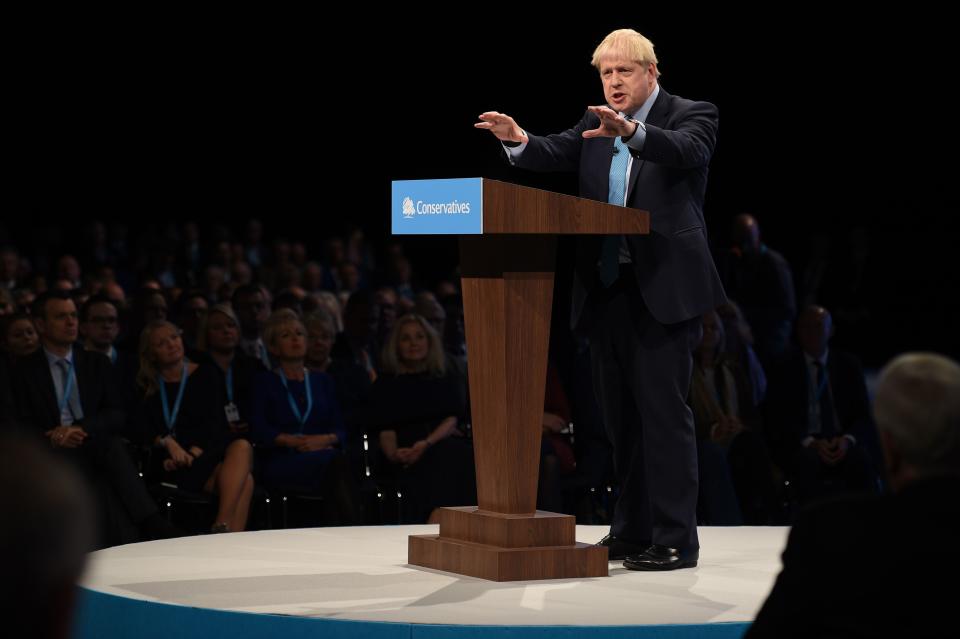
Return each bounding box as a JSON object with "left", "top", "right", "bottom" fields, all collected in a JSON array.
[
  {"left": 313, "top": 291, "right": 343, "bottom": 332},
  {"left": 591, "top": 28, "right": 660, "bottom": 76},
  {"left": 137, "top": 320, "right": 183, "bottom": 396},
  {"left": 263, "top": 308, "right": 305, "bottom": 355},
  {"left": 380, "top": 314, "right": 445, "bottom": 377}
]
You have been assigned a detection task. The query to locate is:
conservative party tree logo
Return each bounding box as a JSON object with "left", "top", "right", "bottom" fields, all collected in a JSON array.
[{"left": 402, "top": 197, "right": 416, "bottom": 219}]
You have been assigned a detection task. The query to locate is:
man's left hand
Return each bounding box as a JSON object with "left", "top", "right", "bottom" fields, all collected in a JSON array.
[
  {"left": 584, "top": 106, "right": 636, "bottom": 139},
  {"left": 46, "top": 425, "right": 88, "bottom": 449}
]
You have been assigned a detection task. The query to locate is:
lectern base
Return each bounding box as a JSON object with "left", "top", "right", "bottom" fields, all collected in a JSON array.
[
  {"left": 407, "top": 507, "right": 609, "bottom": 581},
  {"left": 408, "top": 535, "right": 608, "bottom": 581}
]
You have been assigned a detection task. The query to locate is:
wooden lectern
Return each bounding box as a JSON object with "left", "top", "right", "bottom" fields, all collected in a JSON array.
[{"left": 407, "top": 179, "right": 649, "bottom": 581}]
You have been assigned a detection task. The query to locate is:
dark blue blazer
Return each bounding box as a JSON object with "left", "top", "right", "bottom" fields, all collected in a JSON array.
[
  {"left": 763, "top": 347, "right": 877, "bottom": 467},
  {"left": 9, "top": 347, "right": 125, "bottom": 437},
  {"left": 513, "top": 87, "right": 727, "bottom": 330}
]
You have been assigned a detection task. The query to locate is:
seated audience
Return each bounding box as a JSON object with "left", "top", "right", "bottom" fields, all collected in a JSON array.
[
  {"left": 763, "top": 305, "right": 880, "bottom": 506},
  {"left": 363, "top": 314, "right": 475, "bottom": 524},
  {"left": 194, "top": 303, "right": 265, "bottom": 438},
  {"left": 9, "top": 292, "right": 180, "bottom": 546},
  {"left": 137, "top": 320, "right": 254, "bottom": 532},
  {"left": 747, "top": 353, "right": 960, "bottom": 637},
  {"left": 690, "top": 310, "right": 778, "bottom": 524},
  {"left": 250, "top": 309, "right": 359, "bottom": 524},
  {"left": 2, "top": 312, "right": 40, "bottom": 360}
]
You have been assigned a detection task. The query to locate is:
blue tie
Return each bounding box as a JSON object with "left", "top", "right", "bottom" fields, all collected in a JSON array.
[
  {"left": 600, "top": 135, "right": 630, "bottom": 287},
  {"left": 58, "top": 359, "right": 83, "bottom": 423}
]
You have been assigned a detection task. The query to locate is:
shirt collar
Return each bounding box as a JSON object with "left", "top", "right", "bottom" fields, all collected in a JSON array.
[
  {"left": 626, "top": 82, "right": 660, "bottom": 123},
  {"left": 44, "top": 345, "right": 75, "bottom": 366}
]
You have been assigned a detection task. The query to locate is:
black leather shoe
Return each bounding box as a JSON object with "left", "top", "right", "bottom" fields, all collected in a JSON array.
[
  {"left": 595, "top": 534, "right": 651, "bottom": 561},
  {"left": 623, "top": 544, "right": 699, "bottom": 571}
]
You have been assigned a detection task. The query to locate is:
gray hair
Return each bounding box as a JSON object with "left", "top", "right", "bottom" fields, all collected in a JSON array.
[{"left": 874, "top": 352, "right": 960, "bottom": 476}]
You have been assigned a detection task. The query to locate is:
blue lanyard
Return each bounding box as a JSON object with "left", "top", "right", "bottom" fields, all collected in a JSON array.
[
  {"left": 225, "top": 364, "right": 234, "bottom": 403},
  {"left": 58, "top": 359, "right": 76, "bottom": 416},
  {"left": 278, "top": 369, "right": 312, "bottom": 433},
  {"left": 158, "top": 361, "right": 189, "bottom": 433}
]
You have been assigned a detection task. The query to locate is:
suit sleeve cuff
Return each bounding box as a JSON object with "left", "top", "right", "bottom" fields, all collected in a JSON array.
[
  {"left": 624, "top": 122, "right": 647, "bottom": 152},
  {"left": 502, "top": 132, "right": 528, "bottom": 164}
]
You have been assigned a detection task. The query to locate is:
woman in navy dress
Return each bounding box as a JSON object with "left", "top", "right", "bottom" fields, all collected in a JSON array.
[
  {"left": 250, "top": 309, "right": 359, "bottom": 524},
  {"left": 194, "top": 303, "right": 265, "bottom": 439},
  {"left": 138, "top": 320, "right": 255, "bottom": 533},
  {"left": 365, "top": 314, "right": 475, "bottom": 524}
]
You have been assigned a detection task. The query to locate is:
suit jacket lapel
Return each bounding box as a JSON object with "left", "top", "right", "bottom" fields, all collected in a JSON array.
[
  {"left": 626, "top": 87, "right": 671, "bottom": 204},
  {"left": 31, "top": 350, "right": 60, "bottom": 427},
  {"left": 74, "top": 349, "right": 90, "bottom": 419}
]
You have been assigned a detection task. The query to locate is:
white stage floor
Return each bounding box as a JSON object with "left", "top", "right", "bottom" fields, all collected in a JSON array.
[{"left": 80, "top": 524, "right": 787, "bottom": 630}]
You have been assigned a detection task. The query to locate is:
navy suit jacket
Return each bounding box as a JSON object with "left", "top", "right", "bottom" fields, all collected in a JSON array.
[
  {"left": 763, "top": 347, "right": 876, "bottom": 467},
  {"left": 512, "top": 87, "right": 727, "bottom": 330},
  {"left": 10, "top": 347, "right": 125, "bottom": 438}
]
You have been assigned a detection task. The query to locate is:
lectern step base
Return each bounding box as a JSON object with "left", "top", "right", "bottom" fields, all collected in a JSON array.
[{"left": 408, "top": 534, "right": 609, "bottom": 582}]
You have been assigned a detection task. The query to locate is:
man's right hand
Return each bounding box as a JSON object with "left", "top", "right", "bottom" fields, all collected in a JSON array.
[{"left": 475, "top": 112, "right": 528, "bottom": 144}]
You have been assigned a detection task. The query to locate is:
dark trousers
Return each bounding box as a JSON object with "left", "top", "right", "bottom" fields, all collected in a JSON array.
[
  {"left": 60, "top": 433, "right": 158, "bottom": 525},
  {"left": 788, "top": 442, "right": 878, "bottom": 505},
  {"left": 588, "top": 267, "right": 702, "bottom": 551}
]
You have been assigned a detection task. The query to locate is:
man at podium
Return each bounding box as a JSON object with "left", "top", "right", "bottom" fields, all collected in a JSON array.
[{"left": 476, "top": 28, "right": 726, "bottom": 570}]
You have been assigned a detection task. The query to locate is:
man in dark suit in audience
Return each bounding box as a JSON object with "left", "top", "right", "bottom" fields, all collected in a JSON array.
[
  {"left": 763, "top": 305, "right": 879, "bottom": 503},
  {"left": 79, "top": 295, "right": 140, "bottom": 439},
  {"left": 10, "top": 291, "right": 178, "bottom": 546},
  {"left": 747, "top": 352, "right": 960, "bottom": 637},
  {"left": 233, "top": 284, "right": 272, "bottom": 368},
  {"left": 717, "top": 214, "right": 796, "bottom": 365}
]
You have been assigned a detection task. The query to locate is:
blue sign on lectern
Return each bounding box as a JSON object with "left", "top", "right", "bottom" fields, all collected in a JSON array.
[{"left": 392, "top": 178, "right": 483, "bottom": 235}]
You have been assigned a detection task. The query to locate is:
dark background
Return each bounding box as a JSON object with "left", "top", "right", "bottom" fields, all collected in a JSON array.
[{"left": 7, "top": 13, "right": 957, "bottom": 366}]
